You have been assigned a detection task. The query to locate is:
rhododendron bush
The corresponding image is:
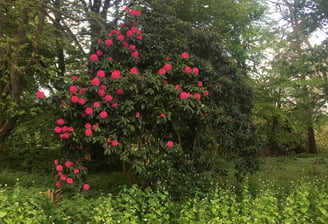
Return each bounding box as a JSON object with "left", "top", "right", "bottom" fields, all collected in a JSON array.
[{"left": 42, "top": 8, "right": 213, "bottom": 190}]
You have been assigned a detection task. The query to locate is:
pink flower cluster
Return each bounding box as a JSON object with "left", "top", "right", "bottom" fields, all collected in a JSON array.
[
  {"left": 36, "top": 91, "right": 45, "bottom": 99},
  {"left": 54, "top": 160, "right": 89, "bottom": 191},
  {"left": 54, "top": 119, "right": 74, "bottom": 139},
  {"left": 106, "top": 138, "right": 119, "bottom": 147},
  {"left": 85, "top": 123, "right": 99, "bottom": 136},
  {"left": 175, "top": 52, "right": 209, "bottom": 100}
]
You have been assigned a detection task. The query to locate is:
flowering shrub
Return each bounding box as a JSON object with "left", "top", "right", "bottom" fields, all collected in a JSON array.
[{"left": 39, "top": 7, "right": 212, "bottom": 191}]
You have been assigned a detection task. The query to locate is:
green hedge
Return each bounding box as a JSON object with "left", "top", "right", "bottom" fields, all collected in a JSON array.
[{"left": 0, "top": 182, "right": 327, "bottom": 223}]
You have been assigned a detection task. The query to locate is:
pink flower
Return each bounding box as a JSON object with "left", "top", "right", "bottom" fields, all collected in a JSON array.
[
  {"left": 160, "top": 113, "right": 166, "bottom": 117},
  {"left": 193, "top": 93, "right": 201, "bottom": 100},
  {"left": 100, "top": 85, "right": 107, "bottom": 90},
  {"left": 78, "top": 98, "right": 86, "bottom": 105},
  {"left": 111, "top": 30, "right": 120, "bottom": 35},
  {"left": 111, "top": 140, "right": 119, "bottom": 146},
  {"left": 126, "top": 30, "right": 133, "bottom": 37},
  {"left": 83, "top": 184, "right": 90, "bottom": 191},
  {"left": 60, "top": 132, "right": 70, "bottom": 139},
  {"left": 104, "top": 94, "right": 113, "bottom": 102},
  {"left": 129, "top": 9, "right": 141, "bottom": 17},
  {"left": 130, "top": 67, "right": 139, "bottom": 74},
  {"left": 57, "top": 119, "right": 65, "bottom": 126},
  {"left": 98, "top": 89, "right": 106, "bottom": 97},
  {"left": 197, "top": 81, "right": 203, "bottom": 86},
  {"left": 131, "top": 51, "right": 139, "bottom": 58},
  {"left": 193, "top": 67, "right": 199, "bottom": 75},
  {"left": 105, "top": 39, "right": 113, "bottom": 46},
  {"left": 97, "top": 39, "right": 102, "bottom": 44},
  {"left": 124, "top": 6, "right": 130, "bottom": 12},
  {"left": 69, "top": 86, "right": 78, "bottom": 94},
  {"left": 130, "top": 27, "right": 141, "bottom": 34},
  {"left": 135, "top": 112, "right": 140, "bottom": 118},
  {"left": 71, "top": 96, "right": 79, "bottom": 103},
  {"left": 163, "top": 80, "right": 168, "bottom": 84},
  {"left": 158, "top": 68, "right": 166, "bottom": 75},
  {"left": 122, "top": 41, "right": 129, "bottom": 48},
  {"left": 61, "top": 104, "right": 67, "bottom": 108},
  {"left": 184, "top": 66, "right": 192, "bottom": 73},
  {"left": 175, "top": 85, "right": 181, "bottom": 91},
  {"left": 166, "top": 141, "right": 174, "bottom": 148},
  {"left": 91, "top": 77, "right": 101, "bottom": 86},
  {"left": 54, "top": 160, "right": 59, "bottom": 165},
  {"left": 71, "top": 76, "right": 78, "bottom": 81},
  {"left": 99, "top": 111, "right": 108, "bottom": 119},
  {"left": 203, "top": 91, "right": 209, "bottom": 95},
  {"left": 93, "top": 102, "right": 100, "bottom": 107},
  {"left": 117, "top": 34, "right": 125, "bottom": 41},
  {"left": 97, "top": 70, "right": 106, "bottom": 78},
  {"left": 164, "top": 64, "right": 172, "bottom": 71},
  {"left": 61, "top": 126, "right": 68, "bottom": 132},
  {"left": 60, "top": 175, "right": 67, "bottom": 181},
  {"left": 56, "top": 165, "right": 63, "bottom": 172},
  {"left": 129, "top": 44, "right": 136, "bottom": 51},
  {"left": 85, "top": 107, "right": 93, "bottom": 115},
  {"left": 92, "top": 123, "right": 99, "bottom": 130},
  {"left": 90, "top": 54, "right": 98, "bottom": 61},
  {"left": 111, "top": 103, "right": 118, "bottom": 108},
  {"left": 54, "top": 126, "right": 61, "bottom": 133},
  {"left": 180, "top": 92, "right": 190, "bottom": 99},
  {"left": 181, "top": 52, "right": 189, "bottom": 59},
  {"left": 96, "top": 50, "right": 103, "bottom": 56},
  {"left": 116, "top": 89, "right": 124, "bottom": 95},
  {"left": 85, "top": 129, "right": 93, "bottom": 136},
  {"left": 65, "top": 161, "right": 73, "bottom": 168},
  {"left": 67, "top": 127, "right": 74, "bottom": 132},
  {"left": 107, "top": 57, "right": 114, "bottom": 61},
  {"left": 111, "top": 70, "right": 121, "bottom": 79},
  {"left": 137, "top": 35, "right": 143, "bottom": 40},
  {"left": 85, "top": 123, "right": 91, "bottom": 129},
  {"left": 56, "top": 181, "right": 62, "bottom": 187},
  {"left": 79, "top": 88, "right": 87, "bottom": 94},
  {"left": 73, "top": 168, "right": 79, "bottom": 174},
  {"left": 36, "top": 91, "right": 45, "bottom": 99},
  {"left": 165, "top": 57, "right": 170, "bottom": 61},
  {"left": 66, "top": 178, "right": 73, "bottom": 184}
]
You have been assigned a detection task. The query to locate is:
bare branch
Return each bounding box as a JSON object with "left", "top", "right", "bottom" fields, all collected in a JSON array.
[{"left": 40, "top": 0, "right": 107, "bottom": 31}]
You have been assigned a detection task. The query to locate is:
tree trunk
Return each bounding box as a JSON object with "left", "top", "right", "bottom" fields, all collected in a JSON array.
[
  {"left": 0, "top": 117, "right": 17, "bottom": 169},
  {"left": 307, "top": 126, "right": 317, "bottom": 154}
]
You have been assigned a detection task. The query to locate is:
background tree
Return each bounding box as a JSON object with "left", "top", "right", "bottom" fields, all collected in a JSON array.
[{"left": 254, "top": 0, "right": 328, "bottom": 154}]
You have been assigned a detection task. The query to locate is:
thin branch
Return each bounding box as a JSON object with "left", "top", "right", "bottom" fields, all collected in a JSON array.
[
  {"left": 46, "top": 14, "right": 87, "bottom": 55},
  {"left": 40, "top": 0, "right": 107, "bottom": 31}
]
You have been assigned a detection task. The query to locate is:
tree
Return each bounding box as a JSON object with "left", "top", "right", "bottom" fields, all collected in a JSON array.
[
  {"left": 255, "top": 0, "right": 328, "bottom": 154},
  {"left": 0, "top": 0, "right": 49, "bottom": 165},
  {"left": 0, "top": 0, "right": 126, "bottom": 168}
]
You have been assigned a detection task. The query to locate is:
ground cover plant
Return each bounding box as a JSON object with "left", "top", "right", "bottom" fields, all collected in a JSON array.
[
  {"left": 0, "top": 176, "right": 328, "bottom": 223},
  {"left": 1, "top": 154, "right": 328, "bottom": 223}
]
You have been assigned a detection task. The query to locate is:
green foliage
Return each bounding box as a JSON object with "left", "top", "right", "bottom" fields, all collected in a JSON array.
[
  {"left": 3, "top": 111, "right": 59, "bottom": 173},
  {"left": 3, "top": 180, "right": 328, "bottom": 223},
  {"left": 144, "top": 145, "right": 213, "bottom": 200},
  {"left": 0, "top": 183, "right": 50, "bottom": 223}
]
